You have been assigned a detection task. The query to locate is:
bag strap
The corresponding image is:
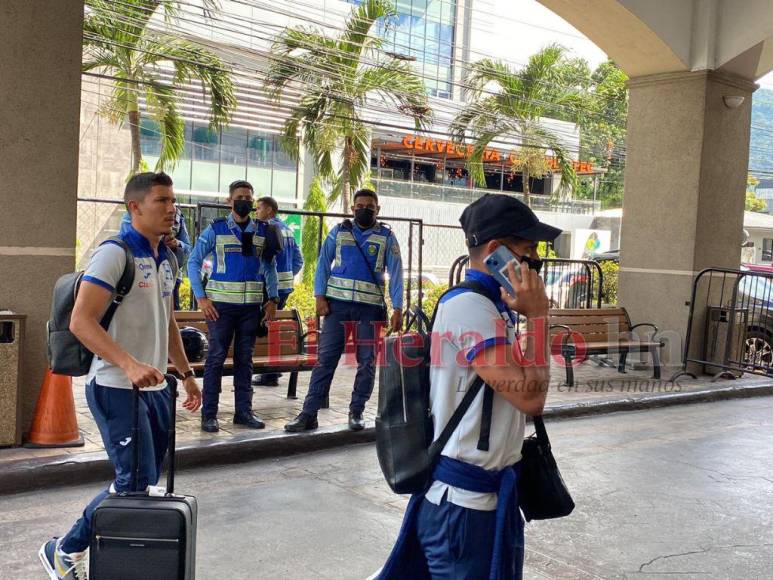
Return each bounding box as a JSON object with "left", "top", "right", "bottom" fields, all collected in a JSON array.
[
  {"left": 428, "top": 279, "right": 490, "bottom": 330},
  {"left": 426, "top": 278, "right": 499, "bottom": 459},
  {"left": 98, "top": 237, "right": 135, "bottom": 332},
  {"left": 427, "top": 375, "right": 485, "bottom": 462},
  {"left": 342, "top": 220, "right": 388, "bottom": 310},
  {"left": 532, "top": 415, "right": 550, "bottom": 449}
]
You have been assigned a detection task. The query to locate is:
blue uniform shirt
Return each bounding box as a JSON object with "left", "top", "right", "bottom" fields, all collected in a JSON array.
[
  {"left": 314, "top": 220, "right": 403, "bottom": 309},
  {"left": 270, "top": 216, "right": 304, "bottom": 296},
  {"left": 188, "top": 214, "right": 278, "bottom": 303}
]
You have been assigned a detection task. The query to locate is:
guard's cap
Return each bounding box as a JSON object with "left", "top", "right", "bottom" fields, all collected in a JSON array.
[{"left": 459, "top": 193, "right": 562, "bottom": 247}]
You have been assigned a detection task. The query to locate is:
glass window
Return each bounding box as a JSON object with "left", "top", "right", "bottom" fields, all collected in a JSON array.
[
  {"left": 763, "top": 239, "right": 773, "bottom": 262},
  {"left": 166, "top": 122, "right": 192, "bottom": 190},
  {"left": 247, "top": 131, "right": 272, "bottom": 168},
  {"left": 440, "top": 0, "right": 455, "bottom": 24},
  {"left": 247, "top": 166, "right": 272, "bottom": 197},
  {"left": 439, "top": 23, "right": 454, "bottom": 58},
  {"left": 219, "top": 127, "right": 247, "bottom": 196},
  {"left": 412, "top": 0, "right": 428, "bottom": 14},
  {"left": 220, "top": 126, "right": 247, "bottom": 167},
  {"left": 274, "top": 137, "right": 296, "bottom": 170},
  {"left": 192, "top": 122, "right": 219, "bottom": 162},
  {"left": 380, "top": 152, "right": 411, "bottom": 181},
  {"left": 395, "top": 13, "right": 411, "bottom": 53},
  {"left": 426, "top": 0, "right": 442, "bottom": 21},
  {"left": 140, "top": 118, "right": 162, "bottom": 157},
  {"left": 191, "top": 122, "right": 219, "bottom": 192},
  {"left": 271, "top": 169, "right": 296, "bottom": 200}
]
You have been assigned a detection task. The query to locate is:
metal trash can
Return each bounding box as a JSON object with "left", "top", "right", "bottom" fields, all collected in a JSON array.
[
  {"left": 703, "top": 306, "right": 747, "bottom": 375},
  {"left": 0, "top": 314, "right": 25, "bottom": 447}
]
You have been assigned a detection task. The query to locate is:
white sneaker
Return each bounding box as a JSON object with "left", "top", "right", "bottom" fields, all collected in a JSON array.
[{"left": 39, "top": 537, "right": 87, "bottom": 580}]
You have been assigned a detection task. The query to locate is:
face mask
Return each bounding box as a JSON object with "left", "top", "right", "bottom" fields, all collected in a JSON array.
[
  {"left": 517, "top": 254, "right": 543, "bottom": 273},
  {"left": 354, "top": 207, "right": 376, "bottom": 229},
  {"left": 233, "top": 199, "right": 253, "bottom": 218}
]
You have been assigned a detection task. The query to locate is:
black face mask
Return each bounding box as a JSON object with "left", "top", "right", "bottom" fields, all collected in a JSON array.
[
  {"left": 354, "top": 207, "right": 376, "bottom": 229},
  {"left": 233, "top": 199, "right": 253, "bottom": 218},
  {"left": 517, "top": 254, "right": 544, "bottom": 273}
]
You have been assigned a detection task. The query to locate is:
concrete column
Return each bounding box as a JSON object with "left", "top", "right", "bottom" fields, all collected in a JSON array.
[
  {"left": 619, "top": 70, "right": 757, "bottom": 368},
  {"left": 0, "top": 1, "right": 84, "bottom": 432}
]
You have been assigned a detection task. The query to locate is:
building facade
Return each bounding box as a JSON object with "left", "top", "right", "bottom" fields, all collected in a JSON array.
[{"left": 77, "top": 0, "right": 601, "bottom": 266}]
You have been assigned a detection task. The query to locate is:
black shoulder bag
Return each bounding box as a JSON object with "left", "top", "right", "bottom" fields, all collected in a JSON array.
[{"left": 518, "top": 414, "right": 575, "bottom": 521}]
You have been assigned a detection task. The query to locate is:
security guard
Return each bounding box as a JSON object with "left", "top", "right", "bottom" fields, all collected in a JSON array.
[
  {"left": 285, "top": 188, "right": 403, "bottom": 433},
  {"left": 252, "top": 195, "right": 304, "bottom": 387},
  {"left": 188, "top": 180, "right": 282, "bottom": 433}
]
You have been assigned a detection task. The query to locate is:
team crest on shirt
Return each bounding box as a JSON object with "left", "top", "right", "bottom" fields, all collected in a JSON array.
[
  {"left": 368, "top": 244, "right": 377, "bottom": 255},
  {"left": 161, "top": 262, "right": 175, "bottom": 297}
]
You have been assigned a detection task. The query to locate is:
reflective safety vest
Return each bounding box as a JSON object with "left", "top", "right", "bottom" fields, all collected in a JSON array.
[
  {"left": 326, "top": 221, "right": 391, "bottom": 307},
  {"left": 205, "top": 217, "right": 268, "bottom": 305},
  {"left": 273, "top": 218, "right": 298, "bottom": 295}
]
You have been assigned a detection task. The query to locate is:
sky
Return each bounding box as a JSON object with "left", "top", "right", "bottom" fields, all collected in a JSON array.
[{"left": 473, "top": 0, "right": 773, "bottom": 90}]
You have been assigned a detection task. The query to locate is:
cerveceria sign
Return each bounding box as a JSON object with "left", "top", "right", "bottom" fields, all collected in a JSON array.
[{"left": 400, "top": 134, "right": 594, "bottom": 174}]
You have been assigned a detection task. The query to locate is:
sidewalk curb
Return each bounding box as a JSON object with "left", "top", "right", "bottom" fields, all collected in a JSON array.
[{"left": 2, "top": 382, "right": 772, "bottom": 495}]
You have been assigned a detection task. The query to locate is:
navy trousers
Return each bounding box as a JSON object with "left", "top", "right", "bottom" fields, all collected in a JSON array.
[
  {"left": 254, "top": 294, "right": 288, "bottom": 382},
  {"left": 203, "top": 302, "right": 261, "bottom": 418},
  {"left": 302, "top": 299, "right": 385, "bottom": 415},
  {"left": 61, "top": 381, "right": 172, "bottom": 553},
  {"left": 415, "top": 495, "right": 523, "bottom": 579}
]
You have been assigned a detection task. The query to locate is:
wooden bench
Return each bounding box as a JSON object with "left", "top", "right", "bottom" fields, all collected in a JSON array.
[
  {"left": 169, "top": 309, "right": 317, "bottom": 401},
  {"left": 550, "top": 307, "right": 664, "bottom": 387}
]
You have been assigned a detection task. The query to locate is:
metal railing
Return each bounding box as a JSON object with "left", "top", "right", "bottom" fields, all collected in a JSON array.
[
  {"left": 673, "top": 267, "right": 773, "bottom": 380},
  {"left": 448, "top": 254, "right": 604, "bottom": 309},
  {"left": 372, "top": 177, "right": 601, "bottom": 214},
  {"left": 193, "top": 202, "right": 426, "bottom": 315}
]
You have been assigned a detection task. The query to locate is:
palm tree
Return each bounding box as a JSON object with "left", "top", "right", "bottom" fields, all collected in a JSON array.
[
  {"left": 265, "top": 0, "right": 432, "bottom": 209},
  {"left": 450, "top": 45, "right": 584, "bottom": 206},
  {"left": 82, "top": 0, "right": 236, "bottom": 174}
]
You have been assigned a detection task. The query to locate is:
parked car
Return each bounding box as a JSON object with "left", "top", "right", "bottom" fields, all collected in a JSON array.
[
  {"left": 736, "top": 269, "right": 773, "bottom": 368},
  {"left": 592, "top": 248, "right": 620, "bottom": 263}
]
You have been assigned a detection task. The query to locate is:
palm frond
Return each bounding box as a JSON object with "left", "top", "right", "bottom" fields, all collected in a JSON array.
[
  {"left": 340, "top": 0, "right": 395, "bottom": 67},
  {"left": 143, "top": 82, "right": 185, "bottom": 171},
  {"left": 135, "top": 35, "right": 236, "bottom": 128}
]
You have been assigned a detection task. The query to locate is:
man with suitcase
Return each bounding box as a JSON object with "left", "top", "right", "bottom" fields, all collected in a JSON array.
[{"left": 39, "top": 172, "right": 202, "bottom": 580}]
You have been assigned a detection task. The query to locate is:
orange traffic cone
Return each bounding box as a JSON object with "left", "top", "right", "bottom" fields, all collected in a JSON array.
[{"left": 24, "top": 369, "right": 84, "bottom": 448}]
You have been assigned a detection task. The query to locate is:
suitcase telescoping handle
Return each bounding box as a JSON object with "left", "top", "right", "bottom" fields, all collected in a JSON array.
[{"left": 131, "top": 374, "right": 179, "bottom": 496}]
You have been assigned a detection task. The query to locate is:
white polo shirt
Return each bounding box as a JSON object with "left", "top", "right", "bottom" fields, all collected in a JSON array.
[
  {"left": 82, "top": 223, "right": 175, "bottom": 390},
  {"left": 425, "top": 270, "right": 526, "bottom": 511}
]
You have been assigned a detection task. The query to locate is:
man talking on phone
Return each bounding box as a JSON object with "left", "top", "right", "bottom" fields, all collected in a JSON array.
[{"left": 378, "top": 193, "right": 561, "bottom": 580}]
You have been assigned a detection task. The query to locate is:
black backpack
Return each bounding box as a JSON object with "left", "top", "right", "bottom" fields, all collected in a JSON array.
[
  {"left": 375, "top": 281, "right": 490, "bottom": 495},
  {"left": 47, "top": 238, "right": 136, "bottom": 376}
]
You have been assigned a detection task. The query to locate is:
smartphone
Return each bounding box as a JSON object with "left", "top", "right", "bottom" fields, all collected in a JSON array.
[{"left": 484, "top": 245, "right": 522, "bottom": 296}]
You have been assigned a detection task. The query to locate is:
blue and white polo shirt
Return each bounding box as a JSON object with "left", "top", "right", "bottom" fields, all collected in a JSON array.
[
  {"left": 425, "top": 269, "right": 526, "bottom": 511},
  {"left": 82, "top": 223, "right": 176, "bottom": 390}
]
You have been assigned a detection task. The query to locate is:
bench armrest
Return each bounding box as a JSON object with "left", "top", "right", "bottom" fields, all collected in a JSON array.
[
  {"left": 550, "top": 324, "right": 575, "bottom": 347},
  {"left": 629, "top": 323, "right": 665, "bottom": 345},
  {"left": 301, "top": 329, "right": 320, "bottom": 341}
]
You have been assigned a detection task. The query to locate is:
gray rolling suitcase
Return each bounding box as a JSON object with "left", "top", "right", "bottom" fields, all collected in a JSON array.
[{"left": 90, "top": 375, "right": 197, "bottom": 579}]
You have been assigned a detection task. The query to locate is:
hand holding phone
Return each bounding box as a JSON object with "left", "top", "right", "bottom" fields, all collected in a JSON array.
[{"left": 484, "top": 245, "right": 522, "bottom": 296}]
